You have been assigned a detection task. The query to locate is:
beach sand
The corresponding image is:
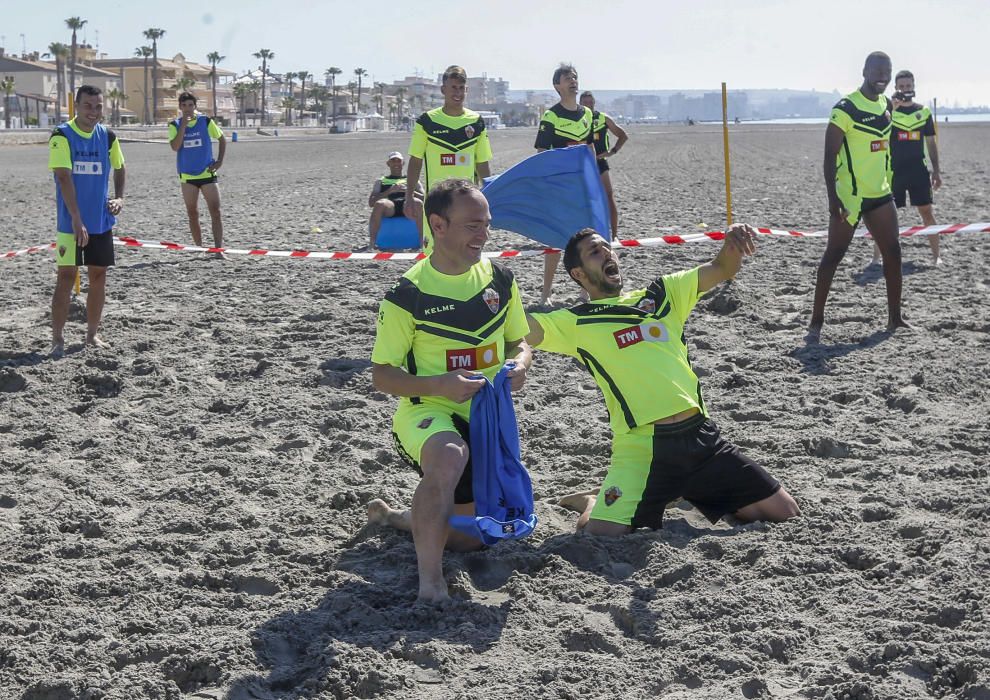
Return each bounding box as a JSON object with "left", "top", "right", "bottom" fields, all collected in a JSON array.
[{"left": 1, "top": 124, "right": 989, "bottom": 699}]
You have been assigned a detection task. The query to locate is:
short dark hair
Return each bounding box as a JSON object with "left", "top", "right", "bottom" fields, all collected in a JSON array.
[
  {"left": 442, "top": 65, "right": 467, "bottom": 83},
  {"left": 563, "top": 228, "right": 599, "bottom": 281},
  {"left": 553, "top": 63, "right": 577, "bottom": 85},
  {"left": 579, "top": 91, "right": 593, "bottom": 100},
  {"left": 864, "top": 51, "right": 890, "bottom": 69},
  {"left": 425, "top": 178, "right": 479, "bottom": 222},
  {"left": 895, "top": 70, "right": 914, "bottom": 82},
  {"left": 75, "top": 84, "right": 101, "bottom": 103},
  {"left": 178, "top": 92, "right": 197, "bottom": 104}
]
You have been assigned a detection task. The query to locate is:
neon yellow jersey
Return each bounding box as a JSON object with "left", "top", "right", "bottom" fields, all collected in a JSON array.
[
  {"left": 408, "top": 107, "right": 492, "bottom": 189},
  {"left": 372, "top": 258, "right": 528, "bottom": 420},
  {"left": 531, "top": 267, "right": 707, "bottom": 434},
  {"left": 534, "top": 104, "right": 594, "bottom": 150},
  {"left": 829, "top": 90, "right": 892, "bottom": 199}
]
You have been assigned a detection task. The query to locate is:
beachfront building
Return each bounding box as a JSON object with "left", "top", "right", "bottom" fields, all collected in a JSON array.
[
  {"left": 92, "top": 51, "right": 236, "bottom": 125},
  {"left": 0, "top": 47, "right": 125, "bottom": 127}
]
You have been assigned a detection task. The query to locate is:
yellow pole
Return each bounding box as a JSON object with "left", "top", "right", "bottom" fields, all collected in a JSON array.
[
  {"left": 68, "top": 92, "right": 82, "bottom": 296},
  {"left": 721, "top": 82, "right": 733, "bottom": 226}
]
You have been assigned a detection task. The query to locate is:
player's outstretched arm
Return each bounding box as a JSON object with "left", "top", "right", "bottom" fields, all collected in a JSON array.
[
  {"left": 697, "top": 224, "right": 757, "bottom": 293},
  {"left": 504, "top": 338, "right": 532, "bottom": 392},
  {"left": 524, "top": 315, "right": 545, "bottom": 348}
]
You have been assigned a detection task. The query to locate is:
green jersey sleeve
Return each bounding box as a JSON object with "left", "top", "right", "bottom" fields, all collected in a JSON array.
[
  {"left": 504, "top": 280, "right": 529, "bottom": 342},
  {"left": 167, "top": 123, "right": 178, "bottom": 140},
  {"left": 48, "top": 134, "right": 71, "bottom": 170},
  {"left": 109, "top": 137, "right": 125, "bottom": 169},
  {"left": 829, "top": 106, "right": 853, "bottom": 133},
  {"left": 371, "top": 297, "right": 415, "bottom": 367},
  {"left": 663, "top": 266, "right": 701, "bottom": 324},
  {"left": 531, "top": 309, "right": 578, "bottom": 357},
  {"left": 409, "top": 121, "right": 427, "bottom": 159},
  {"left": 475, "top": 127, "right": 493, "bottom": 164},
  {"left": 208, "top": 119, "right": 224, "bottom": 140}
]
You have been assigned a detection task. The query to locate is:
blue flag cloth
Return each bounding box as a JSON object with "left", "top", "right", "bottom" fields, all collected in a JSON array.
[
  {"left": 448, "top": 363, "right": 538, "bottom": 545},
  {"left": 481, "top": 145, "right": 611, "bottom": 248}
]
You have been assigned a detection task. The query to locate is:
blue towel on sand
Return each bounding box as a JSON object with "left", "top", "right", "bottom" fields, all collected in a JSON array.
[
  {"left": 481, "top": 145, "right": 611, "bottom": 248},
  {"left": 448, "top": 364, "right": 538, "bottom": 545}
]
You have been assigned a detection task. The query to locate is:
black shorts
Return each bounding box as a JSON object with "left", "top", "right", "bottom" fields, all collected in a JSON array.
[
  {"left": 183, "top": 175, "right": 218, "bottom": 188},
  {"left": 892, "top": 166, "right": 933, "bottom": 208},
  {"left": 392, "top": 413, "right": 473, "bottom": 504},
  {"left": 597, "top": 157, "right": 610, "bottom": 174},
  {"left": 390, "top": 197, "right": 406, "bottom": 218},
  {"left": 56, "top": 230, "right": 115, "bottom": 268},
  {"left": 602, "top": 414, "right": 780, "bottom": 530}
]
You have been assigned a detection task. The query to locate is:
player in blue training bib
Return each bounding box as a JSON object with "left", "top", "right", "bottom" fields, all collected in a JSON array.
[{"left": 168, "top": 91, "right": 226, "bottom": 255}]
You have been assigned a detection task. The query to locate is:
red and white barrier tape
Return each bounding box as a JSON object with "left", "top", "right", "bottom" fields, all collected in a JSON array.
[{"left": 4, "top": 223, "right": 989, "bottom": 261}]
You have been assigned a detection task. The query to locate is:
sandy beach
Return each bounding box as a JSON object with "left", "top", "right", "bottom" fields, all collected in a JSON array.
[{"left": 1, "top": 123, "right": 989, "bottom": 699}]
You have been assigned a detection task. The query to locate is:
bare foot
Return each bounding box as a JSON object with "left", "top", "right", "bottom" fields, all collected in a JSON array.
[
  {"left": 366, "top": 498, "right": 392, "bottom": 526},
  {"left": 932, "top": 256, "right": 942, "bottom": 267},
  {"left": 85, "top": 335, "right": 111, "bottom": 349},
  {"left": 804, "top": 323, "right": 823, "bottom": 344},
  {"left": 212, "top": 251, "right": 227, "bottom": 260},
  {"left": 558, "top": 489, "right": 598, "bottom": 514},
  {"left": 417, "top": 580, "right": 450, "bottom": 603},
  {"left": 50, "top": 341, "right": 65, "bottom": 359},
  {"left": 867, "top": 257, "right": 881, "bottom": 267},
  {"left": 886, "top": 318, "right": 912, "bottom": 334}
]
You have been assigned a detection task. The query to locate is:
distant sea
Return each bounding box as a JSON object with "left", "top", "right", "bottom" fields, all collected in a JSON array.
[{"left": 737, "top": 113, "right": 990, "bottom": 125}]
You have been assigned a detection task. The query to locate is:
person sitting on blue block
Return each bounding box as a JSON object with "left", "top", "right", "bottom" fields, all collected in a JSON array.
[{"left": 369, "top": 151, "right": 424, "bottom": 249}]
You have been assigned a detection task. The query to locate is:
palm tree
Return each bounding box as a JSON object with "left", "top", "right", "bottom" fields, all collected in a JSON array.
[
  {"left": 232, "top": 82, "right": 251, "bottom": 127},
  {"left": 135, "top": 46, "right": 153, "bottom": 124},
  {"left": 325, "top": 67, "right": 341, "bottom": 127},
  {"left": 174, "top": 76, "right": 195, "bottom": 93},
  {"left": 65, "top": 17, "right": 87, "bottom": 101},
  {"left": 296, "top": 71, "right": 310, "bottom": 123},
  {"left": 249, "top": 79, "right": 263, "bottom": 126},
  {"left": 45, "top": 43, "right": 69, "bottom": 122},
  {"left": 308, "top": 85, "right": 328, "bottom": 127},
  {"left": 105, "top": 86, "right": 126, "bottom": 126},
  {"left": 206, "top": 51, "right": 224, "bottom": 118},
  {"left": 353, "top": 67, "right": 367, "bottom": 113},
  {"left": 395, "top": 86, "right": 407, "bottom": 126},
  {"left": 282, "top": 72, "right": 296, "bottom": 125},
  {"left": 252, "top": 49, "right": 274, "bottom": 125},
  {"left": 142, "top": 28, "right": 165, "bottom": 123},
  {"left": 281, "top": 96, "right": 296, "bottom": 125},
  {"left": 374, "top": 81, "right": 386, "bottom": 116},
  {"left": 2, "top": 75, "right": 15, "bottom": 129}
]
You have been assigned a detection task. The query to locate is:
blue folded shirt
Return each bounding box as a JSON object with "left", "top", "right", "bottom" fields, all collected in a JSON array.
[{"left": 448, "top": 363, "right": 538, "bottom": 545}]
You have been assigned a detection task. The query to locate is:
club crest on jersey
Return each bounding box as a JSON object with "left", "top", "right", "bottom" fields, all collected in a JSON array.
[
  {"left": 58, "top": 245, "right": 67, "bottom": 258},
  {"left": 482, "top": 287, "right": 500, "bottom": 314},
  {"left": 614, "top": 322, "right": 669, "bottom": 348},
  {"left": 604, "top": 486, "right": 622, "bottom": 506},
  {"left": 636, "top": 298, "right": 656, "bottom": 314},
  {"left": 465, "top": 125, "right": 475, "bottom": 139}
]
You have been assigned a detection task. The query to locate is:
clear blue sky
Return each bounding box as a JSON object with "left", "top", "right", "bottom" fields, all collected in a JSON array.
[{"left": 6, "top": 0, "right": 989, "bottom": 106}]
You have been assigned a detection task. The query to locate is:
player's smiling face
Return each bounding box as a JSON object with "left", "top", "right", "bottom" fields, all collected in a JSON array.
[
  {"left": 863, "top": 58, "right": 892, "bottom": 96},
  {"left": 434, "top": 189, "right": 491, "bottom": 268},
  {"left": 575, "top": 234, "right": 622, "bottom": 296},
  {"left": 75, "top": 92, "right": 104, "bottom": 130},
  {"left": 443, "top": 78, "right": 466, "bottom": 107}
]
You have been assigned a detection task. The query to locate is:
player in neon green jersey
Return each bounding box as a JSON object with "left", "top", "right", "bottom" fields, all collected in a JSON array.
[
  {"left": 810, "top": 51, "right": 908, "bottom": 340},
  {"left": 526, "top": 228, "right": 799, "bottom": 535},
  {"left": 871, "top": 69, "right": 942, "bottom": 265},
  {"left": 369, "top": 179, "right": 532, "bottom": 602},
  {"left": 369, "top": 151, "right": 424, "bottom": 248},
  {"left": 49, "top": 85, "right": 126, "bottom": 357},
  {"left": 404, "top": 65, "right": 493, "bottom": 253},
  {"left": 580, "top": 90, "right": 628, "bottom": 238},
  {"left": 535, "top": 63, "right": 596, "bottom": 305}
]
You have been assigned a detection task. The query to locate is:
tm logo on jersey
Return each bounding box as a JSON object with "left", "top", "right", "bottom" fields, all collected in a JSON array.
[
  {"left": 441, "top": 153, "right": 456, "bottom": 166},
  {"left": 72, "top": 161, "right": 104, "bottom": 175},
  {"left": 897, "top": 131, "right": 921, "bottom": 141},
  {"left": 614, "top": 322, "right": 669, "bottom": 349},
  {"left": 870, "top": 140, "right": 888, "bottom": 152},
  {"left": 446, "top": 342, "right": 498, "bottom": 371}
]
